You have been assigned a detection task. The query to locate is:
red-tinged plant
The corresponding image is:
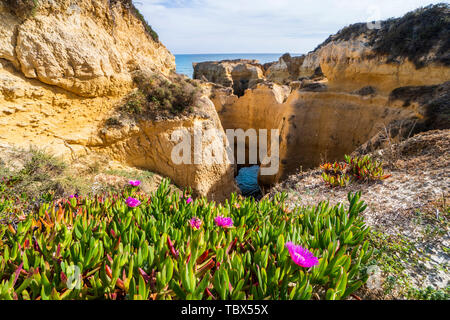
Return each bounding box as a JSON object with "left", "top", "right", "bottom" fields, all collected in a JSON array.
[
  {"left": 0, "top": 179, "right": 372, "bottom": 300},
  {"left": 321, "top": 155, "right": 391, "bottom": 187}
]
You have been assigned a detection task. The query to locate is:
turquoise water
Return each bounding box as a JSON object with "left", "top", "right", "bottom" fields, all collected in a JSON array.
[
  {"left": 175, "top": 53, "right": 286, "bottom": 78},
  {"left": 235, "top": 166, "right": 261, "bottom": 198}
]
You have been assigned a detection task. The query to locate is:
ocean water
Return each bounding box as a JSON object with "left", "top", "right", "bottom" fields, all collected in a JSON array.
[{"left": 175, "top": 53, "right": 287, "bottom": 78}]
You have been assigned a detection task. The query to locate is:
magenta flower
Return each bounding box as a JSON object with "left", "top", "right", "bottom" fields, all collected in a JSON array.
[
  {"left": 129, "top": 180, "right": 141, "bottom": 187},
  {"left": 186, "top": 197, "right": 193, "bottom": 204},
  {"left": 285, "top": 242, "right": 319, "bottom": 268},
  {"left": 189, "top": 218, "right": 202, "bottom": 230},
  {"left": 214, "top": 216, "right": 233, "bottom": 228},
  {"left": 126, "top": 197, "right": 141, "bottom": 208}
]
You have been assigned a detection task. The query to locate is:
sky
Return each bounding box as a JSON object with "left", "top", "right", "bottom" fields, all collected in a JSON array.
[{"left": 135, "top": 0, "right": 445, "bottom": 54}]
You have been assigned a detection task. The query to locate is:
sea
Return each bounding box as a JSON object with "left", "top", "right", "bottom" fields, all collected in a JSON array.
[{"left": 175, "top": 53, "right": 290, "bottom": 78}]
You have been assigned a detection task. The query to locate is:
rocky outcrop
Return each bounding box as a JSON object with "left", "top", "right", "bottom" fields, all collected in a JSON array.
[
  {"left": 90, "top": 96, "right": 237, "bottom": 201},
  {"left": 205, "top": 5, "right": 450, "bottom": 186},
  {"left": 0, "top": 0, "right": 237, "bottom": 200},
  {"left": 211, "top": 82, "right": 419, "bottom": 185},
  {"left": 1, "top": 0, "right": 175, "bottom": 97},
  {"left": 312, "top": 38, "right": 450, "bottom": 94},
  {"left": 299, "top": 4, "right": 450, "bottom": 93},
  {"left": 193, "top": 60, "right": 265, "bottom": 96},
  {"left": 265, "top": 53, "right": 306, "bottom": 83}
]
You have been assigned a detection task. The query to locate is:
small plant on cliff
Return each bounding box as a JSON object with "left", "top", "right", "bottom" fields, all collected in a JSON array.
[
  {"left": 0, "top": 148, "right": 66, "bottom": 201},
  {"left": 345, "top": 155, "right": 392, "bottom": 183},
  {"left": 120, "top": 73, "right": 200, "bottom": 119},
  {"left": 6, "top": 0, "right": 40, "bottom": 16},
  {"left": 321, "top": 155, "right": 391, "bottom": 187},
  {"left": 120, "top": 90, "right": 147, "bottom": 115},
  {"left": 320, "top": 162, "right": 350, "bottom": 188}
]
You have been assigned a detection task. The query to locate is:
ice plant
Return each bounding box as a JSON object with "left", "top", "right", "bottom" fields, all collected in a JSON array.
[
  {"left": 186, "top": 197, "right": 193, "bottom": 204},
  {"left": 167, "top": 236, "right": 179, "bottom": 259},
  {"left": 189, "top": 217, "right": 202, "bottom": 230},
  {"left": 0, "top": 173, "right": 372, "bottom": 300},
  {"left": 126, "top": 197, "right": 141, "bottom": 208},
  {"left": 285, "top": 242, "right": 319, "bottom": 268},
  {"left": 129, "top": 180, "right": 141, "bottom": 187},
  {"left": 215, "top": 216, "right": 233, "bottom": 228}
]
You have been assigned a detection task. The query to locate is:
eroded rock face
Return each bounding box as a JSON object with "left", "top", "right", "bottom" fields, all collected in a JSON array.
[
  {"left": 299, "top": 5, "right": 450, "bottom": 93},
  {"left": 211, "top": 82, "right": 419, "bottom": 185},
  {"left": 91, "top": 97, "right": 238, "bottom": 201},
  {"left": 312, "top": 37, "right": 450, "bottom": 94},
  {"left": 202, "top": 5, "right": 450, "bottom": 187},
  {"left": 193, "top": 60, "right": 265, "bottom": 96},
  {"left": 1, "top": 0, "right": 175, "bottom": 97},
  {"left": 0, "top": 0, "right": 237, "bottom": 200}
]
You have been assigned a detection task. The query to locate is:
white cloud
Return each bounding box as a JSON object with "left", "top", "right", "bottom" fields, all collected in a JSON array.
[{"left": 135, "top": 0, "right": 443, "bottom": 54}]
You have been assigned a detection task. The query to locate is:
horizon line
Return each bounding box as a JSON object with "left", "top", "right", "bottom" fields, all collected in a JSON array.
[{"left": 173, "top": 52, "right": 305, "bottom": 56}]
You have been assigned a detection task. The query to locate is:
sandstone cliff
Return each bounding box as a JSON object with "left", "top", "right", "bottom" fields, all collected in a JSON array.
[
  {"left": 0, "top": 0, "right": 237, "bottom": 200},
  {"left": 299, "top": 4, "right": 450, "bottom": 93},
  {"left": 193, "top": 59, "right": 265, "bottom": 96},
  {"left": 265, "top": 53, "right": 306, "bottom": 83},
  {"left": 203, "top": 5, "right": 450, "bottom": 186}
]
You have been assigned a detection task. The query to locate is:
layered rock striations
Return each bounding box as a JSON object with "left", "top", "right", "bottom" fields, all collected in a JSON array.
[
  {"left": 0, "top": 0, "right": 237, "bottom": 200},
  {"left": 193, "top": 59, "right": 265, "bottom": 96},
  {"left": 203, "top": 4, "right": 450, "bottom": 186},
  {"left": 299, "top": 4, "right": 450, "bottom": 93}
]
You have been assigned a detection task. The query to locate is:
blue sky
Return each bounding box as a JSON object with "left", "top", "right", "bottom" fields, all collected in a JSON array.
[{"left": 135, "top": 0, "right": 444, "bottom": 54}]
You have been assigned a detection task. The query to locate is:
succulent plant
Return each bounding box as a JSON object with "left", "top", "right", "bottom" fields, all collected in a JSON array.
[
  {"left": 321, "top": 155, "right": 391, "bottom": 187},
  {"left": 0, "top": 179, "right": 373, "bottom": 300}
]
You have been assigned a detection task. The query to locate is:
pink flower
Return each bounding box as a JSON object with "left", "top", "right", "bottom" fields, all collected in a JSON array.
[
  {"left": 129, "top": 180, "right": 141, "bottom": 187},
  {"left": 285, "top": 242, "right": 319, "bottom": 268},
  {"left": 189, "top": 218, "right": 202, "bottom": 230},
  {"left": 214, "top": 216, "right": 233, "bottom": 228},
  {"left": 126, "top": 197, "right": 141, "bottom": 208},
  {"left": 186, "top": 197, "right": 193, "bottom": 204}
]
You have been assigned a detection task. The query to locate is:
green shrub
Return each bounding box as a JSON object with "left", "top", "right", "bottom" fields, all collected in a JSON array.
[
  {"left": 0, "top": 148, "right": 66, "bottom": 201},
  {"left": 120, "top": 74, "right": 200, "bottom": 119},
  {"left": 371, "top": 3, "right": 450, "bottom": 68},
  {"left": 0, "top": 148, "right": 96, "bottom": 205},
  {"left": 408, "top": 286, "right": 450, "bottom": 300},
  {"left": 315, "top": 4, "right": 450, "bottom": 68},
  {"left": 119, "top": 90, "right": 147, "bottom": 115},
  {"left": 6, "top": 0, "right": 40, "bottom": 16},
  {"left": 0, "top": 180, "right": 373, "bottom": 300}
]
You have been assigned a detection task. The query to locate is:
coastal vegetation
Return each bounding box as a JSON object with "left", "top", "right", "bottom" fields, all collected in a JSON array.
[
  {"left": 116, "top": 73, "right": 200, "bottom": 121},
  {"left": 0, "top": 176, "right": 373, "bottom": 300},
  {"left": 320, "top": 155, "right": 391, "bottom": 188}
]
